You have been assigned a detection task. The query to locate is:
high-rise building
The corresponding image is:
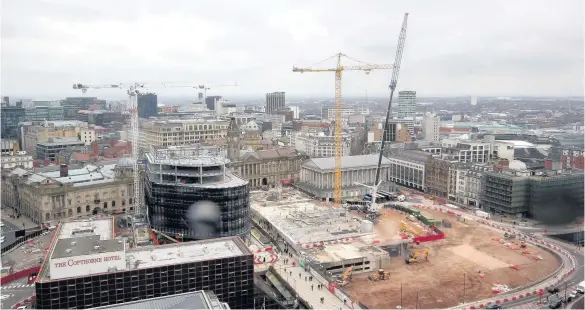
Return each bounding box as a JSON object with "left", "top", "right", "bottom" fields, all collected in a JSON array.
[
  {"left": 145, "top": 146, "right": 251, "bottom": 240},
  {"left": 1, "top": 106, "right": 25, "bottom": 139},
  {"left": 2, "top": 96, "right": 9, "bottom": 106},
  {"left": 423, "top": 112, "right": 440, "bottom": 141},
  {"left": 265, "top": 92, "right": 285, "bottom": 114},
  {"left": 206, "top": 95, "right": 223, "bottom": 111},
  {"left": 396, "top": 91, "right": 416, "bottom": 118},
  {"left": 138, "top": 93, "right": 158, "bottom": 119}
]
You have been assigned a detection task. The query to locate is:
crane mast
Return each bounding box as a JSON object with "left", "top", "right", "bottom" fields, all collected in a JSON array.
[
  {"left": 72, "top": 82, "right": 201, "bottom": 218},
  {"left": 374, "top": 13, "right": 410, "bottom": 199},
  {"left": 293, "top": 54, "right": 393, "bottom": 207}
]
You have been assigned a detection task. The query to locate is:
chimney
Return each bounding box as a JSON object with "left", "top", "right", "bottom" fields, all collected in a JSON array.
[{"left": 60, "top": 164, "right": 69, "bottom": 177}]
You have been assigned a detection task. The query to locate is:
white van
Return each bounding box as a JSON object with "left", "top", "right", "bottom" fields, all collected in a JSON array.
[{"left": 577, "top": 281, "right": 585, "bottom": 294}]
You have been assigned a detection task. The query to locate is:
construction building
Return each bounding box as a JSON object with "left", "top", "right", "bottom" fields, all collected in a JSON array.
[
  {"left": 1, "top": 139, "right": 20, "bottom": 155},
  {"left": 36, "top": 137, "right": 86, "bottom": 161},
  {"left": 250, "top": 193, "right": 392, "bottom": 276},
  {"left": 295, "top": 154, "right": 391, "bottom": 200},
  {"left": 144, "top": 146, "right": 250, "bottom": 240},
  {"left": 35, "top": 218, "right": 254, "bottom": 309},
  {"left": 482, "top": 169, "right": 584, "bottom": 218},
  {"left": 1, "top": 159, "right": 134, "bottom": 224},
  {"left": 139, "top": 119, "right": 229, "bottom": 152},
  {"left": 367, "top": 120, "right": 411, "bottom": 143}
]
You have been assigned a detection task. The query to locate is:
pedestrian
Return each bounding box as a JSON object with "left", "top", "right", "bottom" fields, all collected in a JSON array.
[
  {"left": 344, "top": 298, "right": 347, "bottom": 305},
  {"left": 320, "top": 297, "right": 324, "bottom": 304},
  {"left": 290, "top": 271, "right": 292, "bottom": 276},
  {"left": 309, "top": 276, "right": 313, "bottom": 281},
  {"left": 305, "top": 276, "right": 307, "bottom": 281},
  {"left": 299, "top": 273, "right": 301, "bottom": 279},
  {"left": 311, "top": 284, "right": 314, "bottom": 291}
]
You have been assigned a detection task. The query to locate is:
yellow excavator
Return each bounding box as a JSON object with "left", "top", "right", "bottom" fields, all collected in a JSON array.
[
  {"left": 337, "top": 266, "right": 353, "bottom": 287},
  {"left": 405, "top": 249, "right": 430, "bottom": 264},
  {"left": 368, "top": 269, "right": 390, "bottom": 281}
]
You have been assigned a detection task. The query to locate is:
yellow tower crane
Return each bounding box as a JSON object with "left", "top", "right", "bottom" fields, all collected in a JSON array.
[{"left": 293, "top": 55, "right": 393, "bottom": 207}]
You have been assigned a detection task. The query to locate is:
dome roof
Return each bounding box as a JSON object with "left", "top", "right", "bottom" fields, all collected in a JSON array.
[{"left": 117, "top": 157, "right": 134, "bottom": 168}]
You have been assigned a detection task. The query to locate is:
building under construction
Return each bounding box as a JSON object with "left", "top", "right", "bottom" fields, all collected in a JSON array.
[{"left": 144, "top": 145, "right": 251, "bottom": 240}]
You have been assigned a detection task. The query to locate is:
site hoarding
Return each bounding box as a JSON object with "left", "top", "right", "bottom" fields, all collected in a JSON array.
[{"left": 49, "top": 250, "right": 126, "bottom": 280}]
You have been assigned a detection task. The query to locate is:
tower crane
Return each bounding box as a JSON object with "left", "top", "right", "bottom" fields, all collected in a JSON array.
[
  {"left": 372, "top": 13, "right": 410, "bottom": 212},
  {"left": 164, "top": 83, "right": 238, "bottom": 105},
  {"left": 72, "top": 82, "right": 198, "bottom": 217},
  {"left": 293, "top": 54, "right": 393, "bottom": 207}
]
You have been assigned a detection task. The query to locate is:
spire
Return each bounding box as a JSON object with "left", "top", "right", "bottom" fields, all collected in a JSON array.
[{"left": 227, "top": 117, "right": 241, "bottom": 161}]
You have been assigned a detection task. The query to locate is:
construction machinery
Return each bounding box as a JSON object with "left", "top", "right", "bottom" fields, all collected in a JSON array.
[
  {"left": 368, "top": 269, "right": 390, "bottom": 281},
  {"left": 336, "top": 266, "right": 353, "bottom": 287},
  {"left": 504, "top": 232, "right": 516, "bottom": 239},
  {"left": 294, "top": 53, "right": 395, "bottom": 207},
  {"left": 373, "top": 13, "right": 409, "bottom": 207},
  {"left": 405, "top": 248, "right": 430, "bottom": 264}
]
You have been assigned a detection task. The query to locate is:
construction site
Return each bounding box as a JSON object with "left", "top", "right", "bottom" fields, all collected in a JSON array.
[
  {"left": 250, "top": 187, "right": 562, "bottom": 309},
  {"left": 344, "top": 204, "right": 561, "bottom": 309}
]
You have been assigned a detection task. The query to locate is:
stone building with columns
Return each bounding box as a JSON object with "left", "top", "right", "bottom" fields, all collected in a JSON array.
[{"left": 295, "top": 154, "right": 391, "bottom": 201}]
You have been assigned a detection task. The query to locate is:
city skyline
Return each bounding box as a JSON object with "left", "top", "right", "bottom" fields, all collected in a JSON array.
[{"left": 1, "top": 0, "right": 583, "bottom": 99}]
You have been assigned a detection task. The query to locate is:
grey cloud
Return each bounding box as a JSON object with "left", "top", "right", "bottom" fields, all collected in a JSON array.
[{"left": 1, "top": 0, "right": 583, "bottom": 98}]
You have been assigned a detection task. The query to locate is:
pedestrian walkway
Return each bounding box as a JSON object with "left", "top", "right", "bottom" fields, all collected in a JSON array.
[
  {"left": 1, "top": 210, "right": 38, "bottom": 230},
  {"left": 1, "top": 284, "right": 34, "bottom": 290},
  {"left": 272, "top": 254, "right": 351, "bottom": 310}
]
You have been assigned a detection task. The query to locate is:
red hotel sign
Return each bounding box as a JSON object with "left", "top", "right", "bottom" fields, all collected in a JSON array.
[{"left": 54, "top": 254, "right": 122, "bottom": 268}]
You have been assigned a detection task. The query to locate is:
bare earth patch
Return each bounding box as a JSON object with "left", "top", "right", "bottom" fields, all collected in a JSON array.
[{"left": 449, "top": 244, "right": 509, "bottom": 270}]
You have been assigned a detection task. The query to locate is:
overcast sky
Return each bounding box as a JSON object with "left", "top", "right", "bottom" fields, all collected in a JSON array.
[{"left": 1, "top": 0, "right": 583, "bottom": 100}]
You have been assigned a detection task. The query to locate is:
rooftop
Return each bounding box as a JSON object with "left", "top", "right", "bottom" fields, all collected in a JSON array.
[
  {"left": 24, "top": 163, "right": 121, "bottom": 188},
  {"left": 146, "top": 146, "right": 230, "bottom": 167},
  {"left": 92, "top": 291, "right": 230, "bottom": 309},
  {"left": 126, "top": 237, "right": 246, "bottom": 270},
  {"left": 52, "top": 235, "right": 124, "bottom": 259},
  {"left": 251, "top": 197, "right": 372, "bottom": 245},
  {"left": 58, "top": 218, "right": 114, "bottom": 240},
  {"left": 303, "top": 154, "right": 390, "bottom": 171}
]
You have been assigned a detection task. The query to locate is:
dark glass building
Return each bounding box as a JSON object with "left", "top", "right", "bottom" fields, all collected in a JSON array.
[
  {"left": 145, "top": 146, "right": 251, "bottom": 240},
  {"left": 35, "top": 234, "right": 254, "bottom": 310},
  {"left": 1, "top": 106, "right": 25, "bottom": 139},
  {"left": 206, "top": 96, "right": 223, "bottom": 111},
  {"left": 61, "top": 97, "right": 107, "bottom": 120},
  {"left": 138, "top": 93, "right": 158, "bottom": 119}
]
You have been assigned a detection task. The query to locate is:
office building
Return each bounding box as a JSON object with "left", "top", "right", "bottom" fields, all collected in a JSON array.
[
  {"left": 296, "top": 154, "right": 391, "bottom": 201},
  {"left": 422, "top": 112, "right": 440, "bottom": 142},
  {"left": 2, "top": 96, "right": 9, "bottom": 105},
  {"left": 1, "top": 139, "right": 20, "bottom": 155},
  {"left": 93, "top": 291, "right": 230, "bottom": 309},
  {"left": 440, "top": 139, "right": 491, "bottom": 163},
  {"left": 25, "top": 106, "right": 65, "bottom": 121},
  {"left": 206, "top": 96, "right": 223, "bottom": 111},
  {"left": 0, "top": 151, "right": 33, "bottom": 169},
  {"left": 387, "top": 149, "right": 432, "bottom": 191},
  {"left": 396, "top": 91, "right": 416, "bottom": 118},
  {"left": 20, "top": 120, "right": 88, "bottom": 156},
  {"left": 367, "top": 121, "right": 411, "bottom": 143},
  {"left": 61, "top": 97, "right": 107, "bottom": 119},
  {"left": 144, "top": 146, "right": 251, "bottom": 240},
  {"left": 1, "top": 106, "right": 25, "bottom": 139},
  {"left": 34, "top": 218, "right": 254, "bottom": 309},
  {"left": 138, "top": 93, "right": 158, "bottom": 119},
  {"left": 482, "top": 169, "right": 584, "bottom": 219},
  {"left": 265, "top": 92, "right": 285, "bottom": 114},
  {"left": 139, "top": 119, "right": 229, "bottom": 151}
]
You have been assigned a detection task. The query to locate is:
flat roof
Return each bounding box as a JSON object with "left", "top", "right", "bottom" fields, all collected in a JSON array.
[
  {"left": 303, "top": 154, "right": 390, "bottom": 171},
  {"left": 146, "top": 146, "right": 230, "bottom": 167},
  {"left": 58, "top": 218, "right": 114, "bottom": 240},
  {"left": 91, "top": 291, "right": 229, "bottom": 309},
  {"left": 52, "top": 235, "right": 124, "bottom": 259},
  {"left": 251, "top": 197, "right": 371, "bottom": 245},
  {"left": 126, "top": 238, "right": 246, "bottom": 270}
]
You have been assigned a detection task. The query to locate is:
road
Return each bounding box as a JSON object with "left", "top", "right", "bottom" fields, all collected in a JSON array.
[
  {"left": 501, "top": 236, "right": 584, "bottom": 309},
  {"left": 0, "top": 278, "right": 35, "bottom": 309},
  {"left": 1, "top": 220, "right": 21, "bottom": 248}
]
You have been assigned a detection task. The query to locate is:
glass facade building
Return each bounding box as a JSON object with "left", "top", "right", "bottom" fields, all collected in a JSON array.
[
  {"left": 145, "top": 146, "right": 251, "bottom": 240},
  {"left": 35, "top": 238, "right": 254, "bottom": 309},
  {"left": 138, "top": 93, "right": 158, "bottom": 119},
  {"left": 1, "top": 106, "right": 25, "bottom": 139}
]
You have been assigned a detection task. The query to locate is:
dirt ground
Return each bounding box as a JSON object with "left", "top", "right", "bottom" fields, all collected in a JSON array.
[{"left": 346, "top": 207, "right": 561, "bottom": 309}]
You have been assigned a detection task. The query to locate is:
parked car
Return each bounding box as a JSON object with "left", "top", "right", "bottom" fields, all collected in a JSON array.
[
  {"left": 548, "top": 296, "right": 564, "bottom": 309},
  {"left": 484, "top": 304, "right": 502, "bottom": 309},
  {"left": 547, "top": 286, "right": 560, "bottom": 294},
  {"left": 567, "top": 290, "right": 578, "bottom": 302}
]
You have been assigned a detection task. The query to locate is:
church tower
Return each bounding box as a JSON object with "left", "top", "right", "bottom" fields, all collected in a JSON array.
[{"left": 227, "top": 117, "right": 241, "bottom": 161}]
